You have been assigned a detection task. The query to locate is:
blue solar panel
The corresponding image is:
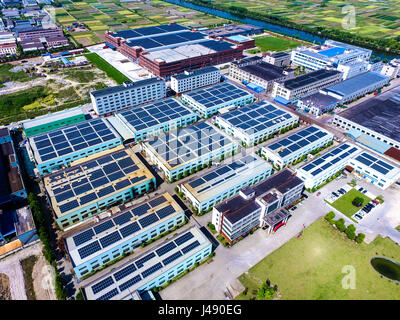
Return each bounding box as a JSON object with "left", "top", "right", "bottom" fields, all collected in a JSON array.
[
  {"left": 377, "top": 160, "right": 394, "bottom": 170},
  {"left": 55, "top": 190, "right": 74, "bottom": 202},
  {"left": 96, "top": 185, "right": 114, "bottom": 198},
  {"left": 96, "top": 288, "right": 119, "bottom": 301},
  {"left": 138, "top": 213, "right": 159, "bottom": 229},
  {"left": 181, "top": 240, "right": 200, "bottom": 254},
  {"left": 162, "top": 251, "right": 183, "bottom": 266},
  {"left": 73, "top": 229, "right": 94, "bottom": 247},
  {"left": 59, "top": 200, "right": 79, "bottom": 214},
  {"left": 371, "top": 164, "right": 388, "bottom": 175},
  {"left": 80, "top": 192, "right": 98, "bottom": 205},
  {"left": 156, "top": 205, "right": 176, "bottom": 220},
  {"left": 113, "top": 211, "right": 133, "bottom": 226},
  {"left": 174, "top": 232, "right": 194, "bottom": 246},
  {"left": 355, "top": 155, "right": 372, "bottom": 166},
  {"left": 133, "top": 203, "right": 150, "bottom": 217},
  {"left": 114, "top": 264, "right": 137, "bottom": 282},
  {"left": 92, "top": 276, "right": 114, "bottom": 294},
  {"left": 156, "top": 241, "right": 177, "bottom": 257},
  {"left": 119, "top": 275, "right": 142, "bottom": 292},
  {"left": 78, "top": 240, "right": 101, "bottom": 259},
  {"left": 100, "top": 231, "right": 122, "bottom": 249},
  {"left": 114, "top": 179, "right": 131, "bottom": 190},
  {"left": 215, "top": 166, "right": 231, "bottom": 176},
  {"left": 189, "top": 178, "right": 205, "bottom": 188},
  {"left": 109, "top": 171, "right": 126, "bottom": 182},
  {"left": 135, "top": 252, "right": 155, "bottom": 269},
  {"left": 120, "top": 222, "right": 141, "bottom": 238},
  {"left": 74, "top": 183, "right": 92, "bottom": 195},
  {"left": 149, "top": 196, "right": 167, "bottom": 208},
  {"left": 141, "top": 262, "right": 163, "bottom": 279},
  {"left": 94, "top": 220, "right": 114, "bottom": 235}
]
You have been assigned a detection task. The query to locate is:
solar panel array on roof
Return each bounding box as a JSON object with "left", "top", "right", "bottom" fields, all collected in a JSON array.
[
  {"left": 265, "top": 125, "right": 330, "bottom": 158},
  {"left": 283, "top": 69, "right": 341, "bottom": 90},
  {"left": 219, "top": 102, "right": 296, "bottom": 135},
  {"left": 187, "top": 155, "right": 259, "bottom": 191},
  {"left": 68, "top": 196, "right": 179, "bottom": 261},
  {"left": 112, "top": 24, "right": 189, "bottom": 40},
  {"left": 32, "top": 118, "right": 120, "bottom": 163},
  {"left": 117, "top": 98, "right": 195, "bottom": 133},
  {"left": 184, "top": 82, "right": 251, "bottom": 110},
  {"left": 353, "top": 152, "right": 394, "bottom": 175},
  {"left": 147, "top": 122, "right": 234, "bottom": 168},
  {"left": 86, "top": 229, "right": 205, "bottom": 300},
  {"left": 47, "top": 150, "right": 148, "bottom": 215},
  {"left": 127, "top": 31, "right": 206, "bottom": 50},
  {"left": 300, "top": 143, "right": 360, "bottom": 176}
]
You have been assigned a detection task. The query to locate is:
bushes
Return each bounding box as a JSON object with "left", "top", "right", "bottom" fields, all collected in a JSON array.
[
  {"left": 355, "top": 233, "right": 365, "bottom": 244},
  {"left": 352, "top": 196, "right": 364, "bottom": 207},
  {"left": 326, "top": 212, "right": 365, "bottom": 244},
  {"left": 324, "top": 211, "right": 335, "bottom": 222},
  {"left": 55, "top": 273, "right": 67, "bottom": 300}
]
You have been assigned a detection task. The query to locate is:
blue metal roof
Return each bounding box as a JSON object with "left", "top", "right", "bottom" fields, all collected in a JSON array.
[{"left": 319, "top": 47, "right": 346, "bottom": 57}]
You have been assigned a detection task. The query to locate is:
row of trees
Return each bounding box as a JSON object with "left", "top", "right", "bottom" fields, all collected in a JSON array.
[
  {"left": 28, "top": 193, "right": 68, "bottom": 300},
  {"left": 324, "top": 211, "right": 365, "bottom": 243}
]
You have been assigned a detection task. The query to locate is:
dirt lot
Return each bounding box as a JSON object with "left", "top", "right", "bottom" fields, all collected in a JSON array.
[
  {"left": 32, "top": 252, "right": 56, "bottom": 300},
  {"left": 0, "top": 273, "right": 11, "bottom": 300}
]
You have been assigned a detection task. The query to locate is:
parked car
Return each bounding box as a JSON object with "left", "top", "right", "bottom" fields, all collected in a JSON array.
[
  {"left": 358, "top": 187, "right": 364, "bottom": 191},
  {"left": 332, "top": 192, "right": 339, "bottom": 197},
  {"left": 338, "top": 189, "right": 345, "bottom": 195},
  {"left": 291, "top": 206, "right": 297, "bottom": 211},
  {"left": 316, "top": 191, "right": 321, "bottom": 196},
  {"left": 303, "top": 194, "right": 308, "bottom": 199},
  {"left": 362, "top": 190, "right": 367, "bottom": 194},
  {"left": 372, "top": 200, "right": 379, "bottom": 205},
  {"left": 354, "top": 214, "right": 363, "bottom": 221}
]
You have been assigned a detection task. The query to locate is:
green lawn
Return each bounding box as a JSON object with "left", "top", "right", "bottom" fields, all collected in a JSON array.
[
  {"left": 236, "top": 219, "right": 400, "bottom": 300},
  {"left": 0, "top": 63, "right": 35, "bottom": 83},
  {"left": 85, "top": 53, "right": 130, "bottom": 85},
  {"left": 253, "top": 35, "right": 300, "bottom": 52},
  {"left": 330, "top": 189, "right": 371, "bottom": 219}
]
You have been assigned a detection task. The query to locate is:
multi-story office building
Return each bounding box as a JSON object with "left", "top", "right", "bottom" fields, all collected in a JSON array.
[
  {"left": 346, "top": 151, "right": 400, "bottom": 189},
  {"left": 215, "top": 101, "right": 299, "bottom": 146},
  {"left": 81, "top": 227, "right": 212, "bottom": 300},
  {"left": 261, "top": 125, "right": 334, "bottom": 168},
  {"left": 229, "top": 56, "right": 294, "bottom": 92},
  {"left": 170, "top": 67, "right": 221, "bottom": 94},
  {"left": 290, "top": 40, "right": 372, "bottom": 71},
  {"left": 271, "top": 69, "right": 343, "bottom": 104},
  {"left": 65, "top": 193, "right": 185, "bottom": 279},
  {"left": 296, "top": 142, "right": 362, "bottom": 189},
  {"left": 142, "top": 122, "right": 239, "bottom": 182},
  {"left": 27, "top": 118, "right": 123, "bottom": 175},
  {"left": 181, "top": 82, "right": 254, "bottom": 118},
  {"left": 319, "top": 71, "right": 390, "bottom": 103},
  {"left": 180, "top": 154, "right": 272, "bottom": 213},
  {"left": 44, "top": 146, "right": 156, "bottom": 229},
  {"left": 110, "top": 98, "right": 197, "bottom": 142},
  {"left": 212, "top": 169, "right": 304, "bottom": 243},
  {"left": 90, "top": 78, "right": 166, "bottom": 116},
  {"left": 21, "top": 107, "right": 86, "bottom": 137}
]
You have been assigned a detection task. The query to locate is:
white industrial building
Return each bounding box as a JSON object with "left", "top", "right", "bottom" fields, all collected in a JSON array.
[
  {"left": 90, "top": 78, "right": 166, "bottom": 116},
  {"left": 261, "top": 125, "right": 334, "bottom": 168},
  {"left": 170, "top": 66, "right": 221, "bottom": 94}
]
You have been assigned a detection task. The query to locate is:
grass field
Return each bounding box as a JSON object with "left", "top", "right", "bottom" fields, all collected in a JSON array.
[
  {"left": 85, "top": 52, "right": 130, "bottom": 84},
  {"left": 236, "top": 218, "right": 400, "bottom": 300},
  {"left": 0, "top": 64, "right": 35, "bottom": 84},
  {"left": 330, "top": 189, "right": 371, "bottom": 219},
  {"left": 253, "top": 35, "right": 300, "bottom": 52}
]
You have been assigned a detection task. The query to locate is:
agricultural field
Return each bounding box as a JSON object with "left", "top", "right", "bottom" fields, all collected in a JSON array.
[
  {"left": 212, "top": 0, "right": 400, "bottom": 39},
  {"left": 55, "top": 0, "right": 229, "bottom": 45},
  {"left": 236, "top": 218, "right": 400, "bottom": 300}
]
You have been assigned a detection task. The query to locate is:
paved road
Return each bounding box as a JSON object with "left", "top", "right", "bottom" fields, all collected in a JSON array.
[{"left": 160, "top": 192, "right": 325, "bottom": 300}]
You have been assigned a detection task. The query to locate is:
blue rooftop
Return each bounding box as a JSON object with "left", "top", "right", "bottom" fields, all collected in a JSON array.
[{"left": 319, "top": 47, "right": 346, "bottom": 57}]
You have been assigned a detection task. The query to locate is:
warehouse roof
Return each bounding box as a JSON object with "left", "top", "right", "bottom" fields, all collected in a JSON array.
[
  {"left": 239, "top": 61, "right": 287, "bottom": 82},
  {"left": 172, "top": 66, "right": 219, "bottom": 80},
  {"left": 283, "top": 69, "right": 341, "bottom": 90},
  {"left": 65, "top": 192, "right": 183, "bottom": 268},
  {"left": 82, "top": 227, "right": 211, "bottom": 300},
  {"left": 22, "top": 107, "right": 84, "bottom": 130}
]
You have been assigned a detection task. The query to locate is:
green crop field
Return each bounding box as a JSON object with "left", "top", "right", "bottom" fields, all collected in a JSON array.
[
  {"left": 209, "top": 0, "right": 400, "bottom": 40},
  {"left": 56, "top": 0, "right": 229, "bottom": 45},
  {"left": 236, "top": 218, "right": 400, "bottom": 300}
]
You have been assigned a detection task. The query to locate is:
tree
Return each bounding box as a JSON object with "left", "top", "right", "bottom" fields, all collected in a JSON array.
[
  {"left": 345, "top": 225, "right": 356, "bottom": 240},
  {"left": 356, "top": 233, "right": 365, "bottom": 244},
  {"left": 324, "top": 211, "right": 335, "bottom": 221},
  {"left": 335, "top": 218, "right": 346, "bottom": 232},
  {"left": 352, "top": 196, "right": 364, "bottom": 207}
]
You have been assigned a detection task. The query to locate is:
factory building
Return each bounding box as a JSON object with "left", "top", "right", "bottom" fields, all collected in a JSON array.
[
  {"left": 81, "top": 227, "right": 212, "bottom": 300},
  {"left": 180, "top": 154, "right": 272, "bottom": 213},
  {"left": 90, "top": 78, "right": 166, "bottom": 116},
  {"left": 111, "top": 98, "right": 197, "bottom": 142},
  {"left": 44, "top": 146, "right": 155, "bottom": 230},
  {"left": 142, "top": 122, "right": 238, "bottom": 182},
  {"left": 215, "top": 101, "right": 299, "bottom": 146},
  {"left": 180, "top": 82, "right": 254, "bottom": 118},
  {"left": 170, "top": 66, "right": 221, "bottom": 94},
  {"left": 28, "top": 118, "right": 123, "bottom": 175},
  {"left": 65, "top": 193, "right": 185, "bottom": 279},
  {"left": 261, "top": 125, "right": 334, "bottom": 168}
]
